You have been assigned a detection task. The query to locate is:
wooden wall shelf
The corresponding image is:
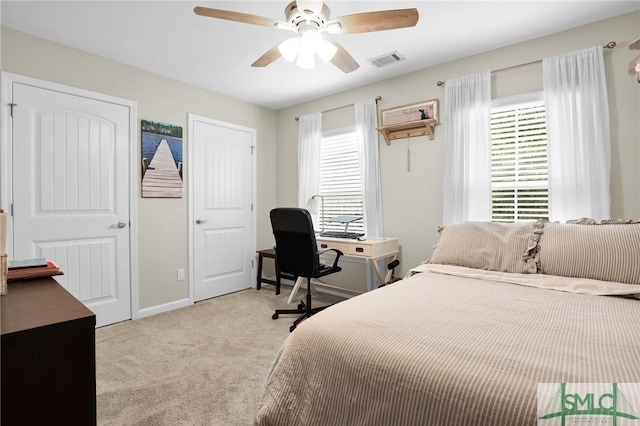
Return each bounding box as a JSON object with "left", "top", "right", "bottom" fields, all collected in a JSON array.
[{"left": 377, "top": 118, "right": 437, "bottom": 145}]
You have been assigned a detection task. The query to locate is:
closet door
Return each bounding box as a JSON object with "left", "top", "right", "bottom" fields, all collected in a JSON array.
[
  {"left": 11, "top": 80, "right": 133, "bottom": 327},
  {"left": 190, "top": 114, "right": 255, "bottom": 301}
]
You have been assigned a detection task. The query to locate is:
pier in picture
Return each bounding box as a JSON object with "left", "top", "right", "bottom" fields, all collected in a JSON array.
[{"left": 141, "top": 119, "right": 183, "bottom": 198}]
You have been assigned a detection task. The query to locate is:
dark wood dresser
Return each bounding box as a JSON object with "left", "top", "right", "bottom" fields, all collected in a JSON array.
[{"left": 1, "top": 277, "right": 96, "bottom": 425}]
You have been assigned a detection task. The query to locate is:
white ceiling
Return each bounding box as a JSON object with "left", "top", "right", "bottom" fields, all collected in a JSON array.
[{"left": 2, "top": 1, "right": 639, "bottom": 110}]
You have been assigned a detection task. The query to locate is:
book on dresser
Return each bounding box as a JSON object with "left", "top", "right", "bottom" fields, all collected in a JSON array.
[{"left": 7, "top": 258, "right": 63, "bottom": 281}]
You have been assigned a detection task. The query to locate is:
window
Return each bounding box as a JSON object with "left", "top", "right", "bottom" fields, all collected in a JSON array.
[
  {"left": 491, "top": 93, "right": 549, "bottom": 222},
  {"left": 317, "top": 129, "right": 364, "bottom": 233}
]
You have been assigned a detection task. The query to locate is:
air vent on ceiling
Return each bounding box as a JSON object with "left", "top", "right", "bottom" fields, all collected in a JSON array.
[{"left": 368, "top": 51, "right": 406, "bottom": 69}]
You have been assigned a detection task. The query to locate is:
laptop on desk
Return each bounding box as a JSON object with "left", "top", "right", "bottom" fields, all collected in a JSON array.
[{"left": 319, "top": 215, "right": 364, "bottom": 239}]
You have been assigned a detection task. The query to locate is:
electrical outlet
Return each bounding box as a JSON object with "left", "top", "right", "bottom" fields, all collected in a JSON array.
[{"left": 177, "top": 268, "right": 185, "bottom": 281}]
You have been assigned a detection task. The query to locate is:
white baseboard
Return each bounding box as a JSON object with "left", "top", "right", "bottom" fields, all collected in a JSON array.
[{"left": 137, "top": 297, "right": 192, "bottom": 319}]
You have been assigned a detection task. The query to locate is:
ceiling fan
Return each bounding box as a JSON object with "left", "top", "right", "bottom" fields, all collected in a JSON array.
[
  {"left": 629, "top": 38, "right": 640, "bottom": 83},
  {"left": 194, "top": 1, "right": 419, "bottom": 73}
]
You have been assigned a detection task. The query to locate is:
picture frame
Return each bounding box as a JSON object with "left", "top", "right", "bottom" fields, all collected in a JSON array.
[
  {"left": 141, "top": 119, "right": 183, "bottom": 198},
  {"left": 381, "top": 99, "right": 439, "bottom": 127}
]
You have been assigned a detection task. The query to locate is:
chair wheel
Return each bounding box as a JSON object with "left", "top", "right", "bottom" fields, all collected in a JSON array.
[
  {"left": 272, "top": 313, "right": 279, "bottom": 320},
  {"left": 289, "top": 325, "right": 296, "bottom": 332},
  {"left": 297, "top": 303, "right": 304, "bottom": 310}
]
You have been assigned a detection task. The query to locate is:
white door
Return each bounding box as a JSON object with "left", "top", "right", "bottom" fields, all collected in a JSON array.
[
  {"left": 190, "top": 114, "right": 255, "bottom": 301},
  {"left": 11, "top": 82, "right": 132, "bottom": 327}
]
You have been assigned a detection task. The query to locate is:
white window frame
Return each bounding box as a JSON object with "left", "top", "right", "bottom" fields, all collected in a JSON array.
[
  {"left": 491, "top": 91, "right": 549, "bottom": 223},
  {"left": 317, "top": 127, "right": 364, "bottom": 234}
]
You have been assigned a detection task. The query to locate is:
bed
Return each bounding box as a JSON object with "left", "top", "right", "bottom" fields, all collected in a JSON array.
[{"left": 254, "top": 220, "right": 640, "bottom": 425}]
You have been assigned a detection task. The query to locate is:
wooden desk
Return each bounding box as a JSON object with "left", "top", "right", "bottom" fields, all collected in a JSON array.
[
  {"left": 287, "top": 236, "right": 399, "bottom": 303},
  {"left": 256, "top": 248, "right": 296, "bottom": 295},
  {"left": 317, "top": 236, "right": 399, "bottom": 284},
  {"left": 1, "top": 277, "right": 97, "bottom": 425}
]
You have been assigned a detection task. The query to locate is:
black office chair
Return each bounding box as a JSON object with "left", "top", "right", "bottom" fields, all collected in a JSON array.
[{"left": 270, "top": 208, "right": 343, "bottom": 332}]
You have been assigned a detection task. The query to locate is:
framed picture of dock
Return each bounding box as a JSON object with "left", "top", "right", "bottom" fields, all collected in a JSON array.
[{"left": 141, "top": 119, "right": 183, "bottom": 198}]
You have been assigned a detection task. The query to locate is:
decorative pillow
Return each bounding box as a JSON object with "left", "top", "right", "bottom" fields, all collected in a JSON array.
[
  {"left": 428, "top": 221, "right": 540, "bottom": 274},
  {"left": 538, "top": 222, "right": 640, "bottom": 284},
  {"left": 567, "top": 217, "right": 640, "bottom": 225}
]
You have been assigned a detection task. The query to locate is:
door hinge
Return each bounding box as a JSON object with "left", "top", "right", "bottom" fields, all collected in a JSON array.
[
  {"left": 251, "top": 146, "right": 255, "bottom": 154},
  {"left": 251, "top": 259, "right": 254, "bottom": 268},
  {"left": 251, "top": 203, "right": 254, "bottom": 211},
  {"left": 10, "top": 203, "right": 13, "bottom": 217},
  {"left": 8, "top": 103, "right": 17, "bottom": 118}
]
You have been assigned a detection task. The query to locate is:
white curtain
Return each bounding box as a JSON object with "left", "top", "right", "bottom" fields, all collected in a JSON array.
[
  {"left": 442, "top": 72, "right": 492, "bottom": 224},
  {"left": 297, "top": 112, "right": 322, "bottom": 222},
  {"left": 543, "top": 46, "right": 611, "bottom": 222},
  {"left": 355, "top": 98, "right": 384, "bottom": 237}
]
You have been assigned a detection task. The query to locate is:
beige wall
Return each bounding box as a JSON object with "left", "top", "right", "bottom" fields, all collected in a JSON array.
[
  {"left": 276, "top": 11, "right": 640, "bottom": 278},
  {"left": 1, "top": 27, "right": 278, "bottom": 310},
  {"left": 3, "top": 10, "right": 638, "bottom": 307}
]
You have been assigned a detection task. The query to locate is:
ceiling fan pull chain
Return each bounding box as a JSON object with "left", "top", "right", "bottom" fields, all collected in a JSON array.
[{"left": 407, "top": 137, "right": 411, "bottom": 173}]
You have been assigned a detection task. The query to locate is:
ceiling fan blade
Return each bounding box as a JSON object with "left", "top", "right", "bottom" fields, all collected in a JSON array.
[
  {"left": 194, "top": 6, "right": 277, "bottom": 28},
  {"left": 330, "top": 41, "right": 359, "bottom": 73},
  {"left": 251, "top": 45, "right": 283, "bottom": 68},
  {"left": 630, "top": 38, "right": 640, "bottom": 50},
  {"left": 330, "top": 9, "right": 418, "bottom": 34}
]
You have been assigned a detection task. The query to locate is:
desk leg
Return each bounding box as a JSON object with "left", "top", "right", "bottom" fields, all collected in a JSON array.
[
  {"left": 368, "top": 254, "right": 398, "bottom": 289},
  {"left": 384, "top": 254, "right": 398, "bottom": 284},
  {"left": 287, "top": 277, "right": 305, "bottom": 304},
  {"left": 256, "top": 254, "right": 263, "bottom": 290}
]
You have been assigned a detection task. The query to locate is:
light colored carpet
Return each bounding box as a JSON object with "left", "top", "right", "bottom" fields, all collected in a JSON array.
[{"left": 96, "top": 286, "right": 343, "bottom": 425}]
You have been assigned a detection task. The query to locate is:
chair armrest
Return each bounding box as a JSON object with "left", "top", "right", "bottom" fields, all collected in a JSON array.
[{"left": 317, "top": 248, "right": 343, "bottom": 269}]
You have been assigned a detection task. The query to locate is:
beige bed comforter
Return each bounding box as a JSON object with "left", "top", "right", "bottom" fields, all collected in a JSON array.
[{"left": 254, "top": 266, "right": 640, "bottom": 425}]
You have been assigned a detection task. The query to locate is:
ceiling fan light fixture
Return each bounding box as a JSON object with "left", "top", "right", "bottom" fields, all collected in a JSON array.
[
  {"left": 300, "top": 28, "right": 321, "bottom": 48},
  {"left": 316, "top": 38, "right": 337, "bottom": 63},
  {"left": 634, "top": 60, "right": 640, "bottom": 74},
  {"left": 299, "top": 28, "right": 337, "bottom": 64},
  {"left": 296, "top": 48, "right": 315, "bottom": 69},
  {"left": 279, "top": 37, "right": 301, "bottom": 62},
  {"left": 325, "top": 22, "right": 342, "bottom": 34}
]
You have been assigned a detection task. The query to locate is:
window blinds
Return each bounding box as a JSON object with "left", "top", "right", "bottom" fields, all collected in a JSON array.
[
  {"left": 318, "top": 131, "right": 364, "bottom": 233},
  {"left": 491, "top": 99, "right": 548, "bottom": 222}
]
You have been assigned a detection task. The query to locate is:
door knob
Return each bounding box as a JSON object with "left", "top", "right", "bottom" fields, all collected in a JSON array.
[
  {"left": 110, "top": 221, "right": 127, "bottom": 229},
  {"left": 196, "top": 219, "right": 209, "bottom": 224}
]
